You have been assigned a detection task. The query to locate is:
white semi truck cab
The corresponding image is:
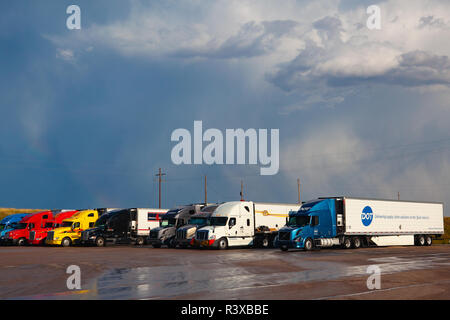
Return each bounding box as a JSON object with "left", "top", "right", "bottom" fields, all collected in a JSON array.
[{"left": 195, "top": 201, "right": 300, "bottom": 249}]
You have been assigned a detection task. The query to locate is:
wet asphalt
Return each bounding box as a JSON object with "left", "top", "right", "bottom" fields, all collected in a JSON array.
[{"left": 1, "top": 245, "right": 449, "bottom": 300}]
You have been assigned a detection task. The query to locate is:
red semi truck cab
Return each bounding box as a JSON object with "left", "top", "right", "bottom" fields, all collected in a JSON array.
[
  {"left": 28, "top": 210, "right": 78, "bottom": 245},
  {"left": 6, "top": 210, "right": 55, "bottom": 246}
]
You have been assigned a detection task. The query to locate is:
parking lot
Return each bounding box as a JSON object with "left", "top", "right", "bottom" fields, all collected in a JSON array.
[{"left": 1, "top": 245, "right": 449, "bottom": 300}]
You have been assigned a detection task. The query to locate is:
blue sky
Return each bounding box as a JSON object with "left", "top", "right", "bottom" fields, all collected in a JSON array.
[{"left": 1, "top": 1, "right": 450, "bottom": 215}]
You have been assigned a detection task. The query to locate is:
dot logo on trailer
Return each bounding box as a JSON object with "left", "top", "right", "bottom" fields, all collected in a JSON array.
[{"left": 361, "top": 206, "right": 373, "bottom": 226}]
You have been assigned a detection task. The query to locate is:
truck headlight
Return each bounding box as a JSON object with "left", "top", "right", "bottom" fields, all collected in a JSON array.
[
  {"left": 55, "top": 237, "right": 59, "bottom": 240},
  {"left": 208, "top": 234, "right": 216, "bottom": 240},
  {"left": 294, "top": 236, "right": 302, "bottom": 242}
]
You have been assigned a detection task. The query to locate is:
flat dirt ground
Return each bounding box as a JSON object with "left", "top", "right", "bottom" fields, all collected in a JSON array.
[{"left": 0, "top": 244, "right": 449, "bottom": 300}]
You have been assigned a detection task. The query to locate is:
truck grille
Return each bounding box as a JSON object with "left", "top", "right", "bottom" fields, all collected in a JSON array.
[
  {"left": 47, "top": 231, "right": 54, "bottom": 241},
  {"left": 149, "top": 230, "right": 159, "bottom": 239},
  {"left": 176, "top": 229, "right": 187, "bottom": 240},
  {"left": 196, "top": 230, "right": 208, "bottom": 241},
  {"left": 278, "top": 231, "right": 291, "bottom": 241},
  {"left": 29, "top": 231, "right": 35, "bottom": 241},
  {"left": 81, "top": 230, "right": 89, "bottom": 241}
]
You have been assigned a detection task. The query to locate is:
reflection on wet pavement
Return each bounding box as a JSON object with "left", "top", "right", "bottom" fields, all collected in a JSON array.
[{"left": 76, "top": 250, "right": 450, "bottom": 300}]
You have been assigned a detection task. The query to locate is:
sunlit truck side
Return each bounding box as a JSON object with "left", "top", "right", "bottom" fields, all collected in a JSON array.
[
  {"left": 0, "top": 213, "right": 30, "bottom": 245},
  {"left": 28, "top": 210, "right": 78, "bottom": 245},
  {"left": 195, "top": 201, "right": 300, "bottom": 249},
  {"left": 46, "top": 209, "right": 101, "bottom": 247},
  {"left": 81, "top": 208, "right": 168, "bottom": 246},
  {"left": 276, "top": 197, "right": 444, "bottom": 251}
]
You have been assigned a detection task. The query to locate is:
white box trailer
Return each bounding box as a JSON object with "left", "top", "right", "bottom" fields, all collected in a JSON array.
[
  {"left": 343, "top": 198, "right": 444, "bottom": 247},
  {"left": 344, "top": 198, "right": 444, "bottom": 235},
  {"left": 133, "top": 208, "right": 169, "bottom": 237}
]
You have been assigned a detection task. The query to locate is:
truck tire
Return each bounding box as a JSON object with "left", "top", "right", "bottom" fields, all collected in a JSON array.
[
  {"left": 262, "top": 238, "right": 270, "bottom": 248},
  {"left": 168, "top": 238, "right": 177, "bottom": 248},
  {"left": 425, "top": 235, "right": 432, "bottom": 246},
  {"left": 416, "top": 235, "right": 425, "bottom": 246},
  {"left": 217, "top": 238, "right": 228, "bottom": 250},
  {"left": 280, "top": 245, "right": 288, "bottom": 252},
  {"left": 152, "top": 243, "right": 161, "bottom": 248},
  {"left": 17, "top": 238, "right": 26, "bottom": 246},
  {"left": 304, "top": 238, "right": 314, "bottom": 251},
  {"left": 61, "top": 237, "right": 72, "bottom": 247},
  {"left": 342, "top": 237, "right": 352, "bottom": 249},
  {"left": 135, "top": 237, "right": 144, "bottom": 246},
  {"left": 352, "top": 237, "right": 361, "bottom": 249},
  {"left": 95, "top": 237, "right": 105, "bottom": 247}
]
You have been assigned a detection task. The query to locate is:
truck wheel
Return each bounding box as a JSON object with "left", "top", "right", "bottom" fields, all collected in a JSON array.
[
  {"left": 168, "top": 238, "right": 177, "bottom": 248},
  {"left": 352, "top": 237, "right": 361, "bottom": 249},
  {"left": 417, "top": 235, "right": 425, "bottom": 246},
  {"left": 280, "top": 245, "right": 288, "bottom": 252},
  {"left": 135, "top": 237, "right": 144, "bottom": 246},
  {"left": 95, "top": 237, "right": 105, "bottom": 247},
  {"left": 342, "top": 237, "right": 352, "bottom": 249},
  {"left": 425, "top": 235, "right": 432, "bottom": 246},
  {"left": 262, "top": 238, "right": 270, "bottom": 248},
  {"left": 17, "top": 238, "right": 26, "bottom": 246},
  {"left": 304, "top": 238, "right": 314, "bottom": 251},
  {"left": 217, "top": 238, "right": 228, "bottom": 250},
  {"left": 152, "top": 243, "right": 161, "bottom": 248},
  {"left": 61, "top": 237, "right": 72, "bottom": 247}
]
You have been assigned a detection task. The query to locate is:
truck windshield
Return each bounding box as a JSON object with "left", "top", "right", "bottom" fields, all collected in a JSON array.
[
  {"left": 94, "top": 215, "right": 109, "bottom": 228},
  {"left": 189, "top": 217, "right": 209, "bottom": 226},
  {"left": 61, "top": 221, "right": 73, "bottom": 228},
  {"left": 160, "top": 218, "right": 176, "bottom": 227},
  {"left": 210, "top": 217, "right": 228, "bottom": 226},
  {"left": 287, "top": 216, "right": 310, "bottom": 227},
  {"left": 12, "top": 223, "right": 27, "bottom": 230}
]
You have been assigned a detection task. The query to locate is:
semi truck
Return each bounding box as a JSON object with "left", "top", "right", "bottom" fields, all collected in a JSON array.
[
  {"left": 148, "top": 204, "right": 207, "bottom": 248},
  {"left": 80, "top": 208, "right": 168, "bottom": 246},
  {"left": 5, "top": 210, "right": 66, "bottom": 246},
  {"left": 28, "top": 210, "right": 79, "bottom": 245},
  {"left": 174, "top": 204, "right": 219, "bottom": 248},
  {"left": 46, "top": 209, "right": 108, "bottom": 247},
  {"left": 195, "top": 201, "right": 300, "bottom": 249},
  {"left": 276, "top": 197, "right": 445, "bottom": 251},
  {"left": 0, "top": 213, "right": 30, "bottom": 245}
]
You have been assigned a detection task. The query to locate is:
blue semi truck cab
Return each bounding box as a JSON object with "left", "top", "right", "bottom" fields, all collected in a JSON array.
[
  {"left": 276, "top": 198, "right": 340, "bottom": 251},
  {"left": 0, "top": 213, "right": 30, "bottom": 244}
]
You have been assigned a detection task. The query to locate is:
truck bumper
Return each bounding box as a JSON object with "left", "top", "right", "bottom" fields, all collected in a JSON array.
[
  {"left": 148, "top": 239, "right": 162, "bottom": 246},
  {"left": 276, "top": 240, "right": 304, "bottom": 249},
  {"left": 28, "top": 239, "right": 45, "bottom": 245},
  {"left": 199, "top": 239, "right": 216, "bottom": 248},
  {"left": 174, "top": 239, "right": 193, "bottom": 247},
  {"left": 46, "top": 239, "right": 62, "bottom": 246}
]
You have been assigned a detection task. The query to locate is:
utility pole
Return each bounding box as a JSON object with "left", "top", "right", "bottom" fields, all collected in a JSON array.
[
  {"left": 204, "top": 175, "right": 207, "bottom": 204},
  {"left": 297, "top": 178, "right": 301, "bottom": 204},
  {"left": 155, "top": 168, "right": 166, "bottom": 209},
  {"left": 240, "top": 180, "right": 244, "bottom": 201},
  {"left": 398, "top": 191, "right": 400, "bottom": 201}
]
